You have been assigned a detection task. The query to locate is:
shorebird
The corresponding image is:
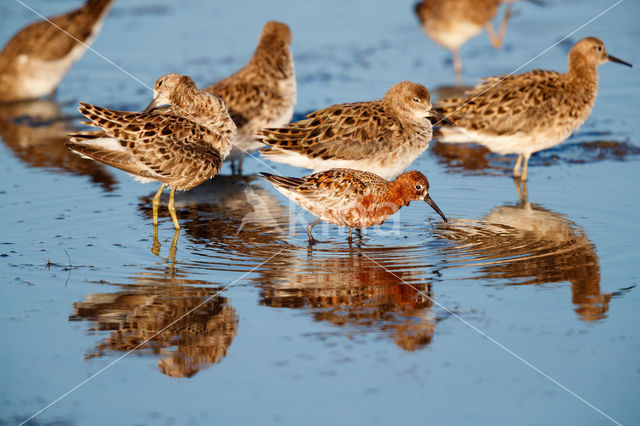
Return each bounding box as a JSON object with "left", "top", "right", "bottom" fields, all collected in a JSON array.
[
  {"left": 435, "top": 37, "right": 632, "bottom": 181},
  {"left": 0, "top": 0, "right": 113, "bottom": 103},
  {"left": 261, "top": 168, "right": 447, "bottom": 243},
  {"left": 66, "top": 73, "right": 236, "bottom": 229},
  {"left": 414, "top": 0, "right": 517, "bottom": 80},
  {"left": 258, "top": 81, "right": 450, "bottom": 180},
  {"left": 205, "top": 21, "right": 296, "bottom": 174}
]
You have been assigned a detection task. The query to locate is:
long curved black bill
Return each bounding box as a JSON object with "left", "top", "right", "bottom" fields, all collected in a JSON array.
[
  {"left": 429, "top": 109, "right": 456, "bottom": 127},
  {"left": 424, "top": 194, "right": 447, "bottom": 222},
  {"left": 608, "top": 54, "right": 632, "bottom": 67}
]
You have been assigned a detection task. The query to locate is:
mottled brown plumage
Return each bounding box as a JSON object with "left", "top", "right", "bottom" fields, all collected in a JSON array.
[
  {"left": 259, "top": 82, "right": 445, "bottom": 180},
  {"left": 205, "top": 21, "right": 296, "bottom": 169},
  {"left": 435, "top": 37, "right": 632, "bottom": 180},
  {"left": 415, "top": 0, "right": 513, "bottom": 79},
  {"left": 0, "top": 0, "right": 113, "bottom": 102},
  {"left": 262, "top": 168, "right": 447, "bottom": 242},
  {"left": 67, "top": 73, "right": 236, "bottom": 229}
]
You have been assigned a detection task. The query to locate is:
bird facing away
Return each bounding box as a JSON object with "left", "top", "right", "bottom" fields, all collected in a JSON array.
[
  {"left": 258, "top": 81, "right": 450, "bottom": 180},
  {"left": 414, "top": 0, "right": 514, "bottom": 81},
  {"left": 66, "top": 73, "right": 237, "bottom": 229},
  {"left": 205, "top": 21, "right": 296, "bottom": 174},
  {"left": 261, "top": 168, "right": 447, "bottom": 243},
  {"left": 0, "top": 0, "right": 113, "bottom": 103},
  {"left": 435, "top": 37, "right": 632, "bottom": 181}
]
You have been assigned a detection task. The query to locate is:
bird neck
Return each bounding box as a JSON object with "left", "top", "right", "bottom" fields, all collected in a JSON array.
[
  {"left": 567, "top": 54, "right": 599, "bottom": 93},
  {"left": 172, "top": 87, "right": 234, "bottom": 134},
  {"left": 248, "top": 39, "right": 293, "bottom": 81},
  {"left": 387, "top": 179, "right": 415, "bottom": 208}
]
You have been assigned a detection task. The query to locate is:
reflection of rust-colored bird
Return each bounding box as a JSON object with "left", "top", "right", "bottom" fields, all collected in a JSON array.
[
  {"left": 258, "top": 249, "right": 437, "bottom": 351},
  {"left": 414, "top": 0, "right": 514, "bottom": 80},
  {"left": 71, "top": 285, "right": 238, "bottom": 378},
  {"left": 0, "top": 0, "right": 113, "bottom": 102},
  {"left": 0, "top": 100, "right": 116, "bottom": 191},
  {"left": 435, "top": 185, "right": 612, "bottom": 322}
]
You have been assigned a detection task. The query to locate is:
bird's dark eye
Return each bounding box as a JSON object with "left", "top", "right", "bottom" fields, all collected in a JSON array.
[
  {"left": 415, "top": 184, "right": 422, "bottom": 190},
  {"left": 157, "top": 80, "right": 163, "bottom": 87},
  {"left": 597, "top": 46, "right": 602, "bottom": 51},
  {"left": 412, "top": 98, "right": 420, "bottom": 103}
]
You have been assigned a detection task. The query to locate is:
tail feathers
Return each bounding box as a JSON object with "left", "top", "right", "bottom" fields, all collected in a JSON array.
[
  {"left": 66, "top": 139, "right": 146, "bottom": 178},
  {"left": 260, "top": 172, "right": 304, "bottom": 189}
]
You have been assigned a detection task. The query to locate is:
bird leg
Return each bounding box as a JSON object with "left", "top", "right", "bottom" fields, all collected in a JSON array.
[
  {"left": 521, "top": 153, "right": 531, "bottom": 181},
  {"left": 487, "top": 4, "right": 512, "bottom": 48},
  {"left": 513, "top": 154, "right": 523, "bottom": 178},
  {"left": 452, "top": 47, "right": 462, "bottom": 83},
  {"left": 348, "top": 228, "right": 353, "bottom": 241},
  {"left": 167, "top": 188, "right": 180, "bottom": 229},
  {"left": 306, "top": 219, "right": 322, "bottom": 244},
  {"left": 152, "top": 183, "right": 166, "bottom": 226}
]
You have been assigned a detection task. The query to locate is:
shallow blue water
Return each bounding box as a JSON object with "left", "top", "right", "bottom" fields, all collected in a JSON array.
[{"left": 1, "top": 0, "right": 639, "bottom": 425}]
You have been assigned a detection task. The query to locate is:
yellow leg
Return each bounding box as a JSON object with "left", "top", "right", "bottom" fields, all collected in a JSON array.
[
  {"left": 168, "top": 188, "right": 180, "bottom": 229},
  {"left": 513, "top": 154, "right": 523, "bottom": 178},
  {"left": 152, "top": 183, "right": 166, "bottom": 226},
  {"left": 521, "top": 154, "right": 531, "bottom": 181},
  {"left": 487, "top": 5, "right": 512, "bottom": 49}
]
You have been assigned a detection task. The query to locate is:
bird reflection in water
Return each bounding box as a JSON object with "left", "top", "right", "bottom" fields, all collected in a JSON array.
[
  {"left": 258, "top": 248, "right": 438, "bottom": 351},
  {"left": 0, "top": 100, "right": 116, "bottom": 191},
  {"left": 139, "top": 174, "right": 291, "bottom": 259},
  {"left": 70, "top": 283, "right": 237, "bottom": 378},
  {"left": 435, "top": 181, "right": 616, "bottom": 321},
  {"left": 430, "top": 138, "right": 640, "bottom": 178}
]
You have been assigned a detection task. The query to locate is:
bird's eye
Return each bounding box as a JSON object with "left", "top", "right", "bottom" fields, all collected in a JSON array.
[
  {"left": 157, "top": 80, "right": 163, "bottom": 88},
  {"left": 597, "top": 46, "right": 602, "bottom": 51},
  {"left": 412, "top": 98, "right": 420, "bottom": 103},
  {"left": 415, "top": 184, "right": 422, "bottom": 190}
]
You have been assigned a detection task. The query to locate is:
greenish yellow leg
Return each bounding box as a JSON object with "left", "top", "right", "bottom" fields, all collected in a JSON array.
[
  {"left": 152, "top": 183, "right": 166, "bottom": 226},
  {"left": 513, "top": 154, "right": 523, "bottom": 178},
  {"left": 168, "top": 188, "right": 180, "bottom": 230}
]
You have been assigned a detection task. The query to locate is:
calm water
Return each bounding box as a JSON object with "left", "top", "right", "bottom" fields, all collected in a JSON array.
[{"left": 1, "top": 0, "right": 640, "bottom": 424}]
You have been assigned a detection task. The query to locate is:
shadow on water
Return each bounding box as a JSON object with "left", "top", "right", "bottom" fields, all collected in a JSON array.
[
  {"left": 433, "top": 181, "right": 627, "bottom": 322},
  {"left": 0, "top": 100, "right": 117, "bottom": 191},
  {"left": 70, "top": 281, "right": 237, "bottom": 379}
]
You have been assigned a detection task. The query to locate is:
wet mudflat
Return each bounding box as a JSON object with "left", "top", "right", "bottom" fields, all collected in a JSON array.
[{"left": 1, "top": 0, "right": 639, "bottom": 424}]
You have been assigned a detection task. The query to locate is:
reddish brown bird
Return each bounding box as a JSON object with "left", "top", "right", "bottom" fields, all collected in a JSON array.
[{"left": 262, "top": 168, "right": 447, "bottom": 242}]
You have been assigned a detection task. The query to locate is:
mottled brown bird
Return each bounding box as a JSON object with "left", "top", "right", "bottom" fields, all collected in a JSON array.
[
  {"left": 0, "top": 0, "right": 113, "bottom": 102},
  {"left": 414, "top": 0, "right": 515, "bottom": 80},
  {"left": 435, "top": 37, "right": 632, "bottom": 180},
  {"left": 258, "top": 81, "right": 450, "bottom": 180},
  {"left": 67, "top": 73, "right": 236, "bottom": 229},
  {"left": 205, "top": 21, "right": 296, "bottom": 173}
]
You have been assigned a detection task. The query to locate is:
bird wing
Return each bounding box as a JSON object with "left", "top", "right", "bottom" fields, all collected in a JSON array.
[
  {"left": 67, "top": 103, "right": 223, "bottom": 187},
  {"left": 257, "top": 101, "right": 404, "bottom": 161},
  {"left": 436, "top": 70, "right": 569, "bottom": 135}
]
